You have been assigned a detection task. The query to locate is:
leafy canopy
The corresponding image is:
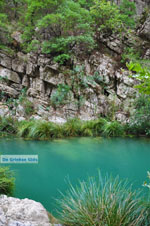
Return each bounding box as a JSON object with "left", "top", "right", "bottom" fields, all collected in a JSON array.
[{"left": 127, "top": 62, "right": 150, "bottom": 94}]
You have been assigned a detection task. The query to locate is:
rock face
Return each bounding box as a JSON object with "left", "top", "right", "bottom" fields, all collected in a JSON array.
[
  {"left": 139, "top": 15, "right": 150, "bottom": 41},
  {"left": 0, "top": 48, "right": 139, "bottom": 123},
  {"left": 1, "top": 15, "right": 150, "bottom": 124},
  {"left": 0, "top": 195, "right": 59, "bottom": 226}
]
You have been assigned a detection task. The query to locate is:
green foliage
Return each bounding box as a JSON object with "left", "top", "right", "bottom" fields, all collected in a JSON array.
[
  {"left": 0, "top": 117, "right": 17, "bottom": 135},
  {"left": 51, "top": 84, "right": 71, "bottom": 108},
  {"left": 90, "top": 0, "right": 124, "bottom": 36},
  {"left": 57, "top": 173, "right": 147, "bottom": 226},
  {"left": 23, "top": 99, "right": 34, "bottom": 116},
  {"left": 128, "top": 95, "right": 150, "bottom": 136},
  {"left": 0, "top": 0, "right": 139, "bottom": 57},
  {"left": 121, "top": 47, "right": 140, "bottom": 64},
  {"left": 102, "top": 120, "right": 125, "bottom": 137},
  {"left": 16, "top": 117, "right": 126, "bottom": 139},
  {"left": 0, "top": 167, "right": 15, "bottom": 196},
  {"left": 69, "top": 65, "right": 99, "bottom": 111},
  {"left": 17, "top": 120, "right": 35, "bottom": 138},
  {"left": 0, "top": 13, "right": 9, "bottom": 46},
  {"left": 126, "top": 63, "right": 150, "bottom": 136},
  {"left": 77, "top": 0, "right": 94, "bottom": 9},
  {"left": 63, "top": 118, "right": 82, "bottom": 137},
  {"left": 127, "top": 62, "right": 150, "bottom": 95},
  {"left": 18, "top": 120, "right": 64, "bottom": 139},
  {"left": 18, "top": 89, "right": 34, "bottom": 116},
  {"left": 81, "top": 118, "right": 107, "bottom": 136},
  {"left": 22, "top": 0, "right": 94, "bottom": 59},
  {"left": 18, "top": 88, "right": 28, "bottom": 103},
  {"left": 119, "top": 0, "right": 136, "bottom": 28},
  {"left": 28, "top": 121, "right": 63, "bottom": 139}
]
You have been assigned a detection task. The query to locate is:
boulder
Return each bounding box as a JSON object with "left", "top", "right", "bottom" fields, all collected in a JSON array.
[{"left": 0, "top": 195, "right": 51, "bottom": 226}]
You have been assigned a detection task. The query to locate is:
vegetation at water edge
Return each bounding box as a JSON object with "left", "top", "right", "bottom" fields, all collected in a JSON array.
[{"left": 0, "top": 167, "right": 15, "bottom": 196}]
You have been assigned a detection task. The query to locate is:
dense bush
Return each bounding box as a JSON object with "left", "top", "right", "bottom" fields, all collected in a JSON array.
[
  {"left": 57, "top": 174, "right": 148, "bottom": 226},
  {"left": 127, "top": 95, "right": 150, "bottom": 136},
  {"left": 90, "top": 0, "right": 124, "bottom": 37},
  {"left": 102, "top": 120, "right": 125, "bottom": 137},
  {"left": 22, "top": 0, "right": 94, "bottom": 61},
  {"left": 50, "top": 84, "right": 71, "bottom": 108},
  {"left": 0, "top": 0, "right": 138, "bottom": 60},
  {"left": 0, "top": 167, "right": 15, "bottom": 196},
  {"left": 127, "top": 62, "right": 150, "bottom": 95},
  {"left": 119, "top": 0, "right": 136, "bottom": 28},
  {"left": 0, "top": 117, "right": 18, "bottom": 135}
]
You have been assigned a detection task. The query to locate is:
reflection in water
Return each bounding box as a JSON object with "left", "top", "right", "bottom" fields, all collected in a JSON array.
[{"left": 0, "top": 137, "right": 150, "bottom": 215}]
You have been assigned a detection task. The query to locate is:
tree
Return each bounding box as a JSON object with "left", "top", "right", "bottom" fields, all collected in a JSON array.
[
  {"left": 22, "top": 0, "right": 94, "bottom": 63},
  {"left": 90, "top": 0, "right": 124, "bottom": 37},
  {"left": 119, "top": 0, "right": 136, "bottom": 28},
  {"left": 0, "top": 1, "right": 9, "bottom": 46}
]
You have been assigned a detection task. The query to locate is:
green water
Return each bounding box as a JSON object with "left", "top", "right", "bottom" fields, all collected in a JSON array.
[{"left": 0, "top": 137, "right": 150, "bottom": 215}]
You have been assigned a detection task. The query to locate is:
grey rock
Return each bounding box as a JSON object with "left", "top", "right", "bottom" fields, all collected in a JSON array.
[
  {"left": 27, "top": 88, "right": 39, "bottom": 98},
  {"left": 18, "top": 117, "right": 26, "bottom": 122},
  {"left": 0, "top": 84, "right": 19, "bottom": 97},
  {"left": 11, "top": 31, "right": 23, "bottom": 44},
  {"left": 22, "top": 75, "right": 30, "bottom": 87},
  {"left": 0, "top": 53, "right": 12, "bottom": 69},
  {"left": 0, "top": 67, "right": 21, "bottom": 84},
  {"left": 0, "top": 103, "right": 9, "bottom": 117},
  {"left": 12, "top": 59, "right": 25, "bottom": 73},
  {"left": 139, "top": 15, "right": 150, "bottom": 41},
  {"left": 0, "top": 195, "right": 51, "bottom": 226}
]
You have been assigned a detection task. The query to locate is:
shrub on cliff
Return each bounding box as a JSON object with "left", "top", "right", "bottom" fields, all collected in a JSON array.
[
  {"left": 127, "top": 95, "right": 150, "bottom": 136},
  {"left": 90, "top": 0, "right": 124, "bottom": 37},
  {"left": 57, "top": 174, "right": 147, "bottom": 226},
  {"left": 0, "top": 167, "right": 15, "bottom": 196},
  {"left": 22, "top": 0, "right": 94, "bottom": 62}
]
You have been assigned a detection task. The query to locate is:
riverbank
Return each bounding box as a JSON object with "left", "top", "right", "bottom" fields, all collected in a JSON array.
[{"left": 0, "top": 116, "right": 140, "bottom": 140}]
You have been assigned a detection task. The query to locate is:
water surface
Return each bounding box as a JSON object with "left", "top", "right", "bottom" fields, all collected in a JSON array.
[{"left": 0, "top": 137, "right": 150, "bottom": 215}]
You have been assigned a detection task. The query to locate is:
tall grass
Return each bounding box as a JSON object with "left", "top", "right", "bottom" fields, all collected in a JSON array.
[
  {"left": 17, "top": 120, "right": 35, "bottom": 138},
  {"left": 0, "top": 167, "right": 15, "bottom": 196},
  {"left": 81, "top": 118, "right": 107, "bottom": 136},
  {"left": 57, "top": 174, "right": 148, "bottom": 226},
  {"left": 0, "top": 116, "right": 127, "bottom": 139},
  {"left": 17, "top": 120, "right": 64, "bottom": 139},
  {"left": 63, "top": 118, "right": 83, "bottom": 137},
  {"left": 0, "top": 116, "right": 17, "bottom": 136},
  {"left": 28, "top": 121, "right": 64, "bottom": 139},
  {"left": 102, "top": 120, "right": 125, "bottom": 137}
]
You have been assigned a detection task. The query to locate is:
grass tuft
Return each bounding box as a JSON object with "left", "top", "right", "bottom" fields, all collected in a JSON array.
[
  {"left": 102, "top": 120, "right": 125, "bottom": 137},
  {"left": 57, "top": 174, "right": 148, "bottom": 226}
]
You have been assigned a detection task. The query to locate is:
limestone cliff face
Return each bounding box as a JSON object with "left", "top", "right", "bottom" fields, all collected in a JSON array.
[
  {"left": 0, "top": 14, "right": 150, "bottom": 124},
  {"left": 0, "top": 50, "right": 136, "bottom": 123}
]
